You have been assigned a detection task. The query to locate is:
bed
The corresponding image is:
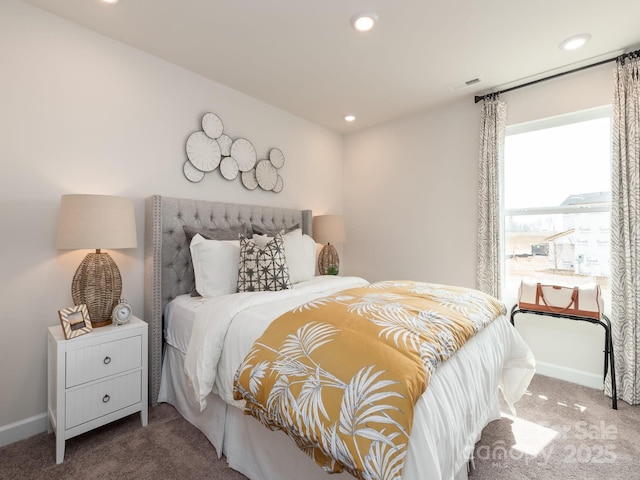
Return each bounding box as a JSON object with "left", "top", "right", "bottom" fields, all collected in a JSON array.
[{"left": 144, "top": 195, "right": 535, "bottom": 480}]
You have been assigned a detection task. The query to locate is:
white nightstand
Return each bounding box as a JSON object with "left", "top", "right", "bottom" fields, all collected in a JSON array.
[{"left": 47, "top": 316, "right": 148, "bottom": 464}]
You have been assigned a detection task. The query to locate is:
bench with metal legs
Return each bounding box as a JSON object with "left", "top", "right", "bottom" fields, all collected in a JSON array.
[{"left": 510, "top": 305, "right": 617, "bottom": 410}]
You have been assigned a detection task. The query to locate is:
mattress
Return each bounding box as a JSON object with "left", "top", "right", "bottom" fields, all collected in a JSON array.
[{"left": 159, "top": 276, "right": 535, "bottom": 480}]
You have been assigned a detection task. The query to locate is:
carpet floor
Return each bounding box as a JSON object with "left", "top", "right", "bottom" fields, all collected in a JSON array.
[
  {"left": 1, "top": 374, "right": 637, "bottom": 479},
  {"left": 469, "top": 374, "right": 638, "bottom": 480}
]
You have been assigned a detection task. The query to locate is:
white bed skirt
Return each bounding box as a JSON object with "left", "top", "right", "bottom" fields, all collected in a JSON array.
[{"left": 158, "top": 314, "right": 533, "bottom": 480}]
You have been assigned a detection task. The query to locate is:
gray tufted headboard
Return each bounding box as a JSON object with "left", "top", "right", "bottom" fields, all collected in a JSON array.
[{"left": 144, "top": 195, "right": 312, "bottom": 405}]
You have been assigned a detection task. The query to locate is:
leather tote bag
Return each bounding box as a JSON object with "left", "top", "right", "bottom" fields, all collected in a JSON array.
[{"left": 517, "top": 279, "right": 604, "bottom": 320}]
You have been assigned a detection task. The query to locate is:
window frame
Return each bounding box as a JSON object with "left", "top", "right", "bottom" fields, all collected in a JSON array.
[{"left": 501, "top": 105, "right": 613, "bottom": 297}]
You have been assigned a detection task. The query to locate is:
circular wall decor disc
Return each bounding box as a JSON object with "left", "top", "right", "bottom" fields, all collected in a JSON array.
[
  {"left": 186, "top": 131, "right": 221, "bottom": 172},
  {"left": 230, "top": 138, "right": 257, "bottom": 172},
  {"left": 269, "top": 148, "right": 285, "bottom": 168},
  {"left": 217, "top": 134, "right": 232, "bottom": 156},
  {"left": 202, "top": 112, "right": 223, "bottom": 139},
  {"left": 220, "top": 156, "right": 240, "bottom": 180},
  {"left": 183, "top": 159, "right": 205, "bottom": 183},
  {"left": 241, "top": 169, "right": 259, "bottom": 190},
  {"left": 272, "top": 174, "right": 284, "bottom": 193},
  {"left": 256, "top": 159, "right": 278, "bottom": 191}
]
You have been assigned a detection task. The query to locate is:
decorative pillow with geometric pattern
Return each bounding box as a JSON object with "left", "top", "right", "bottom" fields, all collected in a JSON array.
[{"left": 237, "top": 231, "right": 292, "bottom": 292}]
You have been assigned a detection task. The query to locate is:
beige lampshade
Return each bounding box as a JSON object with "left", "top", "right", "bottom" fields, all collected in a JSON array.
[
  {"left": 56, "top": 194, "right": 137, "bottom": 327},
  {"left": 56, "top": 194, "right": 137, "bottom": 250},
  {"left": 312, "top": 215, "right": 345, "bottom": 245}
]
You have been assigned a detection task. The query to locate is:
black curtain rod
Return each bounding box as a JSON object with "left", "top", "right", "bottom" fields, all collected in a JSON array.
[{"left": 474, "top": 49, "right": 640, "bottom": 104}]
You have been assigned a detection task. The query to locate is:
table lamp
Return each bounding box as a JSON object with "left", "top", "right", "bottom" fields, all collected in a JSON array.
[
  {"left": 56, "top": 194, "right": 137, "bottom": 327},
  {"left": 313, "top": 215, "right": 345, "bottom": 275}
]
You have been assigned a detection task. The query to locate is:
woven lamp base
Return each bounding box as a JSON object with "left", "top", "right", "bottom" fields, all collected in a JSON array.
[
  {"left": 318, "top": 243, "right": 339, "bottom": 275},
  {"left": 71, "top": 251, "right": 122, "bottom": 327}
]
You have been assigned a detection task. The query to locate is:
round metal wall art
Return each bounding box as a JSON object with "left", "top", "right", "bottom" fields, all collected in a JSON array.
[
  {"left": 217, "top": 134, "right": 233, "bottom": 156},
  {"left": 272, "top": 175, "right": 284, "bottom": 193},
  {"left": 186, "top": 131, "right": 221, "bottom": 172},
  {"left": 202, "top": 113, "right": 223, "bottom": 139},
  {"left": 182, "top": 112, "right": 285, "bottom": 193},
  {"left": 269, "top": 148, "right": 285, "bottom": 168},
  {"left": 256, "top": 159, "right": 277, "bottom": 191},
  {"left": 183, "top": 160, "right": 205, "bottom": 183},
  {"left": 230, "top": 138, "right": 257, "bottom": 172},
  {"left": 241, "top": 169, "right": 259, "bottom": 190},
  {"left": 220, "top": 156, "right": 240, "bottom": 180}
]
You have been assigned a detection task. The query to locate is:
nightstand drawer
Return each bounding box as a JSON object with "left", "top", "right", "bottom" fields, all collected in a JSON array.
[
  {"left": 66, "top": 335, "right": 141, "bottom": 387},
  {"left": 65, "top": 371, "right": 142, "bottom": 429}
]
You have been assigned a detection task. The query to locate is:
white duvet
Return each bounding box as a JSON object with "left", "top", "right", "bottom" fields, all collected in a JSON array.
[
  {"left": 184, "top": 276, "right": 370, "bottom": 410},
  {"left": 180, "top": 275, "right": 536, "bottom": 479}
]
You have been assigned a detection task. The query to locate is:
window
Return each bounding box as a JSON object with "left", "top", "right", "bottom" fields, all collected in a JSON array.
[{"left": 503, "top": 106, "right": 612, "bottom": 299}]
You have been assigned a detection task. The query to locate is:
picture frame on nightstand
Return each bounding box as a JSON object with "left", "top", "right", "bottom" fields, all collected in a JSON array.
[{"left": 58, "top": 304, "right": 92, "bottom": 339}]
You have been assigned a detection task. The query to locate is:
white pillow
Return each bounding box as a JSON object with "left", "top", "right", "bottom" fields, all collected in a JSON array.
[
  {"left": 190, "top": 234, "right": 240, "bottom": 297},
  {"left": 253, "top": 229, "right": 316, "bottom": 284},
  {"left": 300, "top": 233, "right": 317, "bottom": 281},
  {"left": 251, "top": 233, "right": 271, "bottom": 248}
]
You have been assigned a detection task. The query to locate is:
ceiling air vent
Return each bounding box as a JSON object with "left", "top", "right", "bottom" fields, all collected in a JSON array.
[{"left": 448, "top": 76, "right": 482, "bottom": 91}]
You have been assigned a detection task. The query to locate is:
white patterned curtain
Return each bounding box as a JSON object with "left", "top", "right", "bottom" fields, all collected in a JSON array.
[
  {"left": 610, "top": 53, "right": 640, "bottom": 405},
  {"left": 476, "top": 96, "right": 507, "bottom": 299}
]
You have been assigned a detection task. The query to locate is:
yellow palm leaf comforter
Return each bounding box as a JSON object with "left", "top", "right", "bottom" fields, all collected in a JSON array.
[{"left": 233, "top": 280, "right": 506, "bottom": 480}]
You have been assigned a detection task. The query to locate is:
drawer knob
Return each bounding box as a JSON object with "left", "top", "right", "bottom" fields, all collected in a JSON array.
[
  {"left": 103, "top": 394, "right": 110, "bottom": 403},
  {"left": 103, "top": 356, "right": 111, "bottom": 365}
]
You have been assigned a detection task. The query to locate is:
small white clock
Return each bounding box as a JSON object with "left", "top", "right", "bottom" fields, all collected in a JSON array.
[{"left": 112, "top": 298, "right": 133, "bottom": 326}]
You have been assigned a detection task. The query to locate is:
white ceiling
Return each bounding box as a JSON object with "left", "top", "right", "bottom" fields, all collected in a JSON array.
[{"left": 21, "top": 0, "right": 640, "bottom": 134}]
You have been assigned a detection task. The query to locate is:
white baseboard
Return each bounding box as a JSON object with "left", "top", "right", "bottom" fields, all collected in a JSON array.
[
  {"left": 535, "top": 361, "right": 604, "bottom": 390},
  {"left": 0, "top": 413, "right": 48, "bottom": 448}
]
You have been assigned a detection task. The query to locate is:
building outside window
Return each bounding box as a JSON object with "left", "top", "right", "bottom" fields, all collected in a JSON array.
[{"left": 503, "top": 106, "right": 612, "bottom": 300}]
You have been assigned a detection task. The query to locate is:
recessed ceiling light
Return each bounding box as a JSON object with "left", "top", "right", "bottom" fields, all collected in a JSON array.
[
  {"left": 344, "top": 115, "right": 356, "bottom": 122},
  {"left": 101, "top": 0, "right": 119, "bottom": 4},
  {"left": 350, "top": 12, "right": 378, "bottom": 32},
  {"left": 559, "top": 33, "right": 591, "bottom": 51}
]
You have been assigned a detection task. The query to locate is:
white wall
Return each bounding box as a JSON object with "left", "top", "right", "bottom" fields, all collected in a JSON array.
[
  {"left": 343, "top": 97, "right": 480, "bottom": 286},
  {"left": 0, "top": 0, "right": 343, "bottom": 441},
  {"left": 344, "top": 63, "right": 615, "bottom": 389}
]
